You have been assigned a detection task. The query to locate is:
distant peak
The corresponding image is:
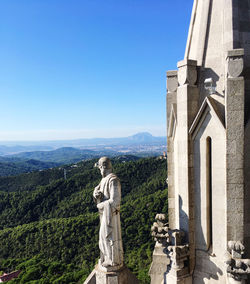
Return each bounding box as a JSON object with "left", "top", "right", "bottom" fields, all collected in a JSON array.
[
  {"left": 128, "top": 132, "right": 156, "bottom": 142},
  {"left": 131, "top": 132, "right": 153, "bottom": 138}
]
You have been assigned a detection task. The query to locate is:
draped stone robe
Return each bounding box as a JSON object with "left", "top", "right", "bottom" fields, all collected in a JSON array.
[{"left": 94, "top": 173, "right": 124, "bottom": 267}]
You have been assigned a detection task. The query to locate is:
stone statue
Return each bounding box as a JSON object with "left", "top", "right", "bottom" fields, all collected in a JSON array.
[
  {"left": 84, "top": 157, "right": 138, "bottom": 283},
  {"left": 93, "top": 157, "right": 124, "bottom": 269}
]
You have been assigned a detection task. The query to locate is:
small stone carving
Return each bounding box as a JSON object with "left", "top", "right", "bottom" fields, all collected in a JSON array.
[
  {"left": 177, "top": 59, "right": 197, "bottom": 86},
  {"left": 204, "top": 78, "right": 216, "bottom": 95},
  {"left": 93, "top": 157, "right": 123, "bottom": 270},
  {"left": 167, "top": 71, "right": 178, "bottom": 93},
  {"left": 168, "top": 244, "right": 189, "bottom": 271},
  {"left": 151, "top": 214, "right": 170, "bottom": 245},
  {"left": 225, "top": 241, "right": 250, "bottom": 282},
  {"left": 228, "top": 241, "right": 245, "bottom": 259},
  {"left": 226, "top": 49, "right": 244, "bottom": 78},
  {"left": 167, "top": 230, "right": 189, "bottom": 278},
  {"left": 172, "top": 230, "right": 185, "bottom": 246}
]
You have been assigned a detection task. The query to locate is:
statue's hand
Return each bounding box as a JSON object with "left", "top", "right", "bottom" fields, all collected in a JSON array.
[
  {"left": 93, "top": 191, "right": 99, "bottom": 199},
  {"left": 94, "top": 185, "right": 100, "bottom": 195},
  {"left": 93, "top": 185, "right": 102, "bottom": 199},
  {"left": 97, "top": 202, "right": 104, "bottom": 210},
  {"left": 94, "top": 191, "right": 103, "bottom": 201}
]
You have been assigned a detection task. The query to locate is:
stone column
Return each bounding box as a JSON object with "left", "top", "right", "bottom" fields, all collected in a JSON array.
[
  {"left": 176, "top": 59, "right": 199, "bottom": 272},
  {"left": 167, "top": 70, "right": 178, "bottom": 229},
  {"left": 225, "top": 49, "right": 245, "bottom": 242},
  {"left": 225, "top": 49, "right": 246, "bottom": 284}
]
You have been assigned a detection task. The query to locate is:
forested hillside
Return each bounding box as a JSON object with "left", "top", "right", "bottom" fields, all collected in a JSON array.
[
  {"left": 0, "top": 157, "right": 59, "bottom": 177},
  {"left": 0, "top": 157, "right": 168, "bottom": 283},
  {"left": 0, "top": 147, "right": 144, "bottom": 177},
  {"left": 9, "top": 147, "right": 100, "bottom": 164}
]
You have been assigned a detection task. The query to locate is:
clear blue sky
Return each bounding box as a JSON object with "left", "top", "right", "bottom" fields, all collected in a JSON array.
[{"left": 0, "top": 0, "right": 193, "bottom": 141}]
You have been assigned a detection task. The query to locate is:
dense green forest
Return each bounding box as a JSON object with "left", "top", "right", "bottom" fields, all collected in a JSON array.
[
  {"left": 0, "top": 157, "right": 59, "bottom": 177},
  {"left": 0, "top": 157, "right": 168, "bottom": 283}
]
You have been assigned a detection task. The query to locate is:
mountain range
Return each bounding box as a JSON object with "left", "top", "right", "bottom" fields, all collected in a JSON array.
[
  {"left": 0, "top": 133, "right": 166, "bottom": 177},
  {"left": 0, "top": 132, "right": 166, "bottom": 155}
]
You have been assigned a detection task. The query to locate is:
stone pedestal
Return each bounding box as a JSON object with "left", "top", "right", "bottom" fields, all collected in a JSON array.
[
  {"left": 84, "top": 265, "right": 139, "bottom": 284},
  {"left": 149, "top": 243, "right": 170, "bottom": 284},
  {"left": 227, "top": 279, "right": 246, "bottom": 284},
  {"left": 166, "top": 274, "right": 192, "bottom": 284}
]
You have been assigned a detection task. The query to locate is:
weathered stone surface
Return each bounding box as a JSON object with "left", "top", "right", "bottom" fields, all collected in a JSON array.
[
  {"left": 84, "top": 265, "right": 139, "bottom": 284},
  {"left": 167, "top": 76, "right": 178, "bottom": 229},
  {"left": 149, "top": 244, "right": 170, "bottom": 284}
]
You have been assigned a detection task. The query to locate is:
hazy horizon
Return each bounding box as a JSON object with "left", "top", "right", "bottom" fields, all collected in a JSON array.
[{"left": 0, "top": 131, "right": 166, "bottom": 144}]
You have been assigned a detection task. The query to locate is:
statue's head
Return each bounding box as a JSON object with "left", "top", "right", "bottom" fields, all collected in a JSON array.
[{"left": 96, "top": 157, "right": 112, "bottom": 177}]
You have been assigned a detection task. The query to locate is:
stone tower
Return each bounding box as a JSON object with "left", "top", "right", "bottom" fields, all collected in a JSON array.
[{"left": 150, "top": 0, "right": 250, "bottom": 283}]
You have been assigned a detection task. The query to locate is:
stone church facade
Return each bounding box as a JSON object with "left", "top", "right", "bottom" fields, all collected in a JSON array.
[{"left": 150, "top": 0, "right": 250, "bottom": 283}]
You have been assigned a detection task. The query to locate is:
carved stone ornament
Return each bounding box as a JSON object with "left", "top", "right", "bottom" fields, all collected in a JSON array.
[
  {"left": 167, "top": 71, "right": 178, "bottom": 93},
  {"left": 168, "top": 244, "right": 189, "bottom": 271},
  {"left": 227, "top": 57, "right": 244, "bottom": 78},
  {"left": 177, "top": 66, "right": 185, "bottom": 86},
  {"left": 227, "top": 49, "right": 244, "bottom": 78},
  {"left": 151, "top": 214, "right": 170, "bottom": 246},
  {"left": 177, "top": 59, "right": 197, "bottom": 86},
  {"left": 225, "top": 241, "right": 250, "bottom": 283},
  {"left": 150, "top": 214, "right": 190, "bottom": 282}
]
